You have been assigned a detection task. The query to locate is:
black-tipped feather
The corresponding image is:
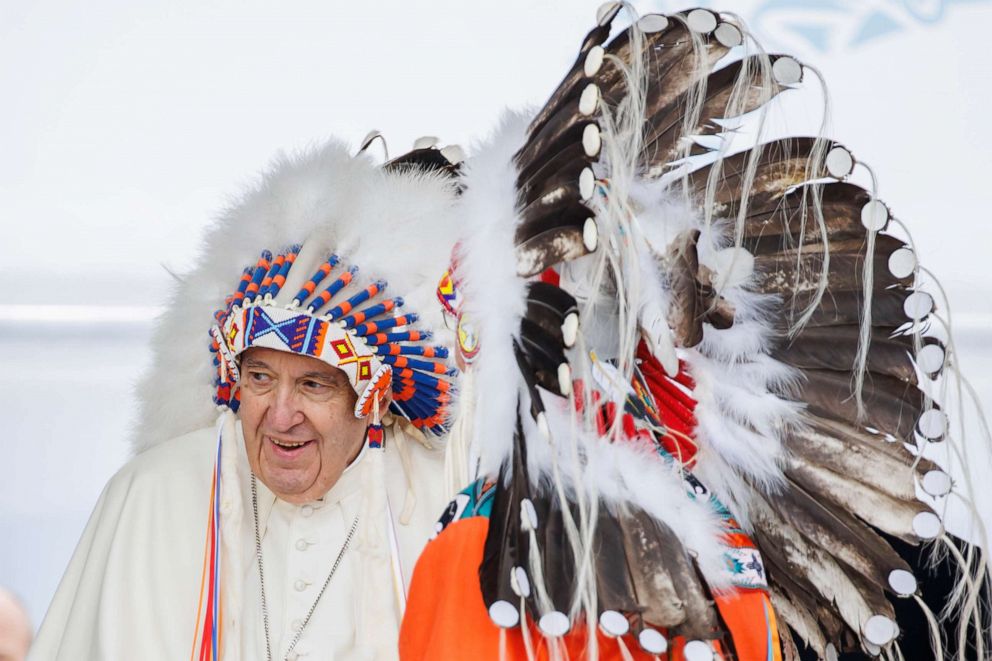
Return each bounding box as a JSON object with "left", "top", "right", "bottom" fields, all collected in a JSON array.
[
  {"left": 775, "top": 476, "right": 916, "bottom": 594},
  {"left": 802, "top": 368, "right": 925, "bottom": 441},
  {"left": 774, "top": 325, "right": 919, "bottom": 383},
  {"left": 787, "top": 423, "right": 933, "bottom": 502},
  {"left": 525, "top": 282, "right": 579, "bottom": 346},
  {"left": 784, "top": 454, "right": 934, "bottom": 544},
  {"left": 780, "top": 288, "right": 915, "bottom": 330},
  {"left": 741, "top": 183, "right": 878, "bottom": 250},
  {"left": 668, "top": 229, "right": 706, "bottom": 347},
  {"left": 525, "top": 23, "right": 614, "bottom": 139},
  {"left": 519, "top": 318, "right": 570, "bottom": 396},
  {"left": 594, "top": 508, "right": 641, "bottom": 616},
  {"left": 517, "top": 142, "right": 594, "bottom": 209},
  {"left": 515, "top": 199, "right": 595, "bottom": 247},
  {"left": 515, "top": 114, "right": 597, "bottom": 178},
  {"left": 480, "top": 440, "right": 528, "bottom": 616},
  {"left": 642, "top": 55, "right": 795, "bottom": 166},
  {"left": 686, "top": 137, "right": 831, "bottom": 212},
  {"left": 618, "top": 508, "right": 690, "bottom": 627},
  {"left": 516, "top": 225, "right": 595, "bottom": 277}
]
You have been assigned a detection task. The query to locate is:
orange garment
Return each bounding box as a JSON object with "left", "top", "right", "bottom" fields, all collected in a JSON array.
[{"left": 400, "top": 516, "right": 783, "bottom": 660}]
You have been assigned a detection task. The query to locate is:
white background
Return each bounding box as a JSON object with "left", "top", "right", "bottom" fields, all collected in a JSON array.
[{"left": 2, "top": 0, "right": 991, "bottom": 631}]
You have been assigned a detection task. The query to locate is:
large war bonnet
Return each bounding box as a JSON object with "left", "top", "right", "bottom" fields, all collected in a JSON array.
[
  {"left": 132, "top": 140, "right": 460, "bottom": 451},
  {"left": 445, "top": 4, "right": 991, "bottom": 659}
]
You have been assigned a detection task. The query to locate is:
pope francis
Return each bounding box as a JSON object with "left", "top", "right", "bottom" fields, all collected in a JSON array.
[{"left": 30, "top": 140, "right": 461, "bottom": 660}]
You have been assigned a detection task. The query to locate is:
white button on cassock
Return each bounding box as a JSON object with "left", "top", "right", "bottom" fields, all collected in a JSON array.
[{"left": 249, "top": 472, "right": 364, "bottom": 658}]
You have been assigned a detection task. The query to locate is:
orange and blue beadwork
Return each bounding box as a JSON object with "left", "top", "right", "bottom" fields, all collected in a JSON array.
[{"left": 209, "top": 246, "right": 455, "bottom": 435}]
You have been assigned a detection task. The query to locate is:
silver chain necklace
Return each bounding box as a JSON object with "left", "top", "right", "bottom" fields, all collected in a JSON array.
[{"left": 251, "top": 474, "right": 359, "bottom": 661}]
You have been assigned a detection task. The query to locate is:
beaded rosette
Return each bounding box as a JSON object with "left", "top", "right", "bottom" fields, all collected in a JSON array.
[{"left": 209, "top": 245, "right": 454, "bottom": 434}]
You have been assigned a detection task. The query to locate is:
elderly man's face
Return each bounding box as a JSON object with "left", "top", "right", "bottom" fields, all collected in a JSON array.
[{"left": 238, "top": 347, "right": 367, "bottom": 504}]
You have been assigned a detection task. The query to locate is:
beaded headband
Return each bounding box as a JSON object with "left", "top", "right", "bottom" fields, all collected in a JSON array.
[{"left": 210, "top": 245, "right": 454, "bottom": 435}]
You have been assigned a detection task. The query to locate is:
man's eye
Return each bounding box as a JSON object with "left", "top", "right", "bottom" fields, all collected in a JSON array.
[
  {"left": 303, "top": 380, "right": 326, "bottom": 390},
  {"left": 249, "top": 371, "right": 271, "bottom": 383}
]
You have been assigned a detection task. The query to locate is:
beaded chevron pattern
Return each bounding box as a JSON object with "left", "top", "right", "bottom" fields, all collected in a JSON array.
[{"left": 209, "top": 246, "right": 454, "bottom": 435}]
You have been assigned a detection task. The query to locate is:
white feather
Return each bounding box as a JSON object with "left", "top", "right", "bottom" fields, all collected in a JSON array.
[{"left": 452, "top": 111, "right": 532, "bottom": 478}]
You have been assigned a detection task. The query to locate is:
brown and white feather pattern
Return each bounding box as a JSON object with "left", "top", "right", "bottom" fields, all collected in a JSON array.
[{"left": 450, "top": 5, "right": 987, "bottom": 658}]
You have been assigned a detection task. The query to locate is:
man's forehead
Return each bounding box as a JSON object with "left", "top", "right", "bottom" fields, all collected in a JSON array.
[{"left": 242, "top": 347, "right": 348, "bottom": 379}]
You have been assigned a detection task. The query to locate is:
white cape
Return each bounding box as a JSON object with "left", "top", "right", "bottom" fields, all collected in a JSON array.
[{"left": 31, "top": 411, "right": 446, "bottom": 660}]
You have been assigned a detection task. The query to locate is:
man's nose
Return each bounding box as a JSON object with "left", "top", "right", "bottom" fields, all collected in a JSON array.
[{"left": 267, "top": 386, "right": 305, "bottom": 430}]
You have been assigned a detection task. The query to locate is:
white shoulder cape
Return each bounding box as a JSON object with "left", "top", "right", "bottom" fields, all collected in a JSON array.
[{"left": 31, "top": 412, "right": 445, "bottom": 660}]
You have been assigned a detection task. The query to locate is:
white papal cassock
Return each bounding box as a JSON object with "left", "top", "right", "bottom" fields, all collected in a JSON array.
[{"left": 30, "top": 410, "right": 446, "bottom": 660}]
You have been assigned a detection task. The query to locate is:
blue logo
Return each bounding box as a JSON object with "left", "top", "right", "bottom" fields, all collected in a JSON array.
[{"left": 690, "top": 0, "right": 990, "bottom": 51}]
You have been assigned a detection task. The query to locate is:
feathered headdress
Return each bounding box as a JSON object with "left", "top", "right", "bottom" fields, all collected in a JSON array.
[
  {"left": 443, "top": 5, "right": 991, "bottom": 659},
  {"left": 209, "top": 241, "right": 453, "bottom": 433},
  {"left": 132, "top": 140, "right": 460, "bottom": 450}
]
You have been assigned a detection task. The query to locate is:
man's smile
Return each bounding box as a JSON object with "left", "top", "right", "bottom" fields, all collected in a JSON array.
[{"left": 265, "top": 435, "right": 316, "bottom": 458}]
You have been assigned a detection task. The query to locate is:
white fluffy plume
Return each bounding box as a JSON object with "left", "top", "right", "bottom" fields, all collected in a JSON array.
[{"left": 452, "top": 111, "right": 532, "bottom": 478}]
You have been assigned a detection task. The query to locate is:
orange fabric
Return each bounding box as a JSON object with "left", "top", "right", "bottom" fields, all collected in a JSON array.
[
  {"left": 713, "top": 590, "right": 782, "bottom": 661},
  {"left": 715, "top": 530, "right": 782, "bottom": 660},
  {"left": 400, "top": 517, "right": 656, "bottom": 660},
  {"left": 400, "top": 517, "right": 782, "bottom": 661}
]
